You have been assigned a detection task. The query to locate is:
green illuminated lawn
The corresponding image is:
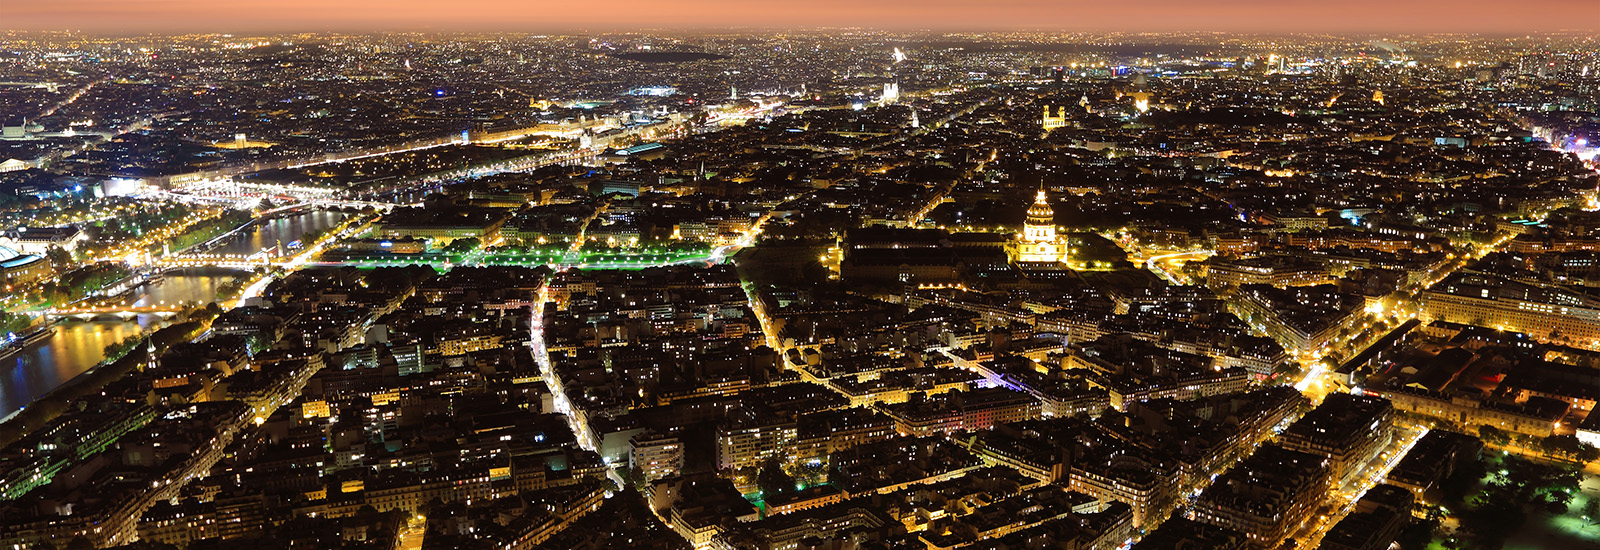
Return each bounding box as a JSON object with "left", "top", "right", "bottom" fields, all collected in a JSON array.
[{"left": 331, "top": 246, "right": 716, "bottom": 270}]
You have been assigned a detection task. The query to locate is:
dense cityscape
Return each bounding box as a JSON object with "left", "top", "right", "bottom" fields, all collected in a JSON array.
[{"left": 0, "top": 26, "right": 1598, "bottom": 550}]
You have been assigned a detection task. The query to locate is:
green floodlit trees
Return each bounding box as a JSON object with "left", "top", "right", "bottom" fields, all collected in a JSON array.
[{"left": 0, "top": 311, "right": 33, "bottom": 335}]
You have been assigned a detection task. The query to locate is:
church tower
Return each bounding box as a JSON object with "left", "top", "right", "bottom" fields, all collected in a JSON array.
[{"left": 1042, "top": 105, "right": 1067, "bottom": 132}]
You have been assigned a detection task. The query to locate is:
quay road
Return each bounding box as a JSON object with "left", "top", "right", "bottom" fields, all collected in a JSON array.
[
  {"left": 162, "top": 113, "right": 696, "bottom": 207},
  {"left": 353, "top": 117, "right": 711, "bottom": 204},
  {"left": 154, "top": 94, "right": 984, "bottom": 226},
  {"left": 353, "top": 145, "right": 602, "bottom": 203},
  {"left": 355, "top": 115, "right": 729, "bottom": 204}
]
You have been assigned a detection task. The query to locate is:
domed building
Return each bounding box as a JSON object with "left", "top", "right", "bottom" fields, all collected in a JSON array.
[
  {"left": 1009, "top": 188, "right": 1069, "bottom": 264},
  {"left": 0, "top": 245, "right": 48, "bottom": 287}
]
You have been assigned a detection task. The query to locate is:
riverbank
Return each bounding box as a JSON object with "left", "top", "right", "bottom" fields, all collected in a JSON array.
[
  {"left": 158, "top": 209, "right": 254, "bottom": 254},
  {"left": 0, "top": 314, "right": 215, "bottom": 447},
  {"left": 0, "top": 324, "right": 56, "bottom": 361}
]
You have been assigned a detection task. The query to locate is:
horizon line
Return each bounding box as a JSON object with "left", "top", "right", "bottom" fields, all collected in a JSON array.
[{"left": 3, "top": 27, "right": 1597, "bottom": 37}]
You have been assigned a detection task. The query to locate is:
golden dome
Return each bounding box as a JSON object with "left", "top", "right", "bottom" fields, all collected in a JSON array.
[{"left": 1026, "top": 190, "right": 1054, "bottom": 223}]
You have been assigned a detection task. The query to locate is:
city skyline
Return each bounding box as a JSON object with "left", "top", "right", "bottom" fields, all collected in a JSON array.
[
  {"left": 5, "top": 0, "right": 1599, "bottom": 34},
  {"left": 1, "top": 16, "right": 1597, "bottom": 550}
]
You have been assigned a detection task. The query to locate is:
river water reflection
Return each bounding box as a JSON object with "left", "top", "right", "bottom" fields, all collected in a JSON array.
[{"left": 0, "top": 209, "right": 351, "bottom": 418}]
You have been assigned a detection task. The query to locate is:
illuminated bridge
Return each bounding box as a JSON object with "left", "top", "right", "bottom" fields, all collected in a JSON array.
[
  {"left": 150, "top": 250, "right": 283, "bottom": 269},
  {"left": 45, "top": 306, "right": 188, "bottom": 321}
]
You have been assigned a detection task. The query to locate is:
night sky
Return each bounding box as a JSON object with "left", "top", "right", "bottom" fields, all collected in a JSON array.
[{"left": 5, "top": 0, "right": 1597, "bottom": 33}]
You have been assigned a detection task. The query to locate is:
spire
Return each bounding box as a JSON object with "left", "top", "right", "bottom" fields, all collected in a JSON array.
[{"left": 1026, "top": 186, "right": 1054, "bottom": 224}]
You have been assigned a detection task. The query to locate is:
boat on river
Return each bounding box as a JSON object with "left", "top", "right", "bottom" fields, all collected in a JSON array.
[{"left": 0, "top": 325, "right": 56, "bottom": 360}]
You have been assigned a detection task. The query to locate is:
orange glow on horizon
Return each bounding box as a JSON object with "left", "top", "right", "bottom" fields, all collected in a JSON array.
[{"left": 5, "top": 0, "right": 1596, "bottom": 33}]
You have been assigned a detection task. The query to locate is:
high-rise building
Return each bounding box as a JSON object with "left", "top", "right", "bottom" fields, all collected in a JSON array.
[
  {"left": 630, "top": 431, "right": 684, "bottom": 482},
  {"left": 715, "top": 409, "right": 797, "bottom": 470}
]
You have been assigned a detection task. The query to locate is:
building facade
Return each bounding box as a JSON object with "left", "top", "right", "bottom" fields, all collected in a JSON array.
[{"left": 1009, "top": 189, "right": 1069, "bottom": 264}]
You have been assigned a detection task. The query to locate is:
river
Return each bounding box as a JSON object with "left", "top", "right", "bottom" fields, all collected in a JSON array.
[
  {"left": 0, "top": 209, "right": 351, "bottom": 418},
  {"left": 210, "top": 208, "right": 350, "bottom": 258}
]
